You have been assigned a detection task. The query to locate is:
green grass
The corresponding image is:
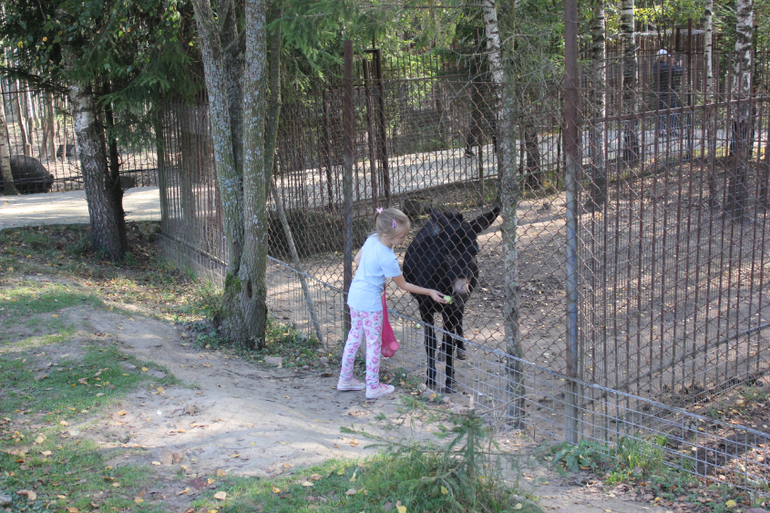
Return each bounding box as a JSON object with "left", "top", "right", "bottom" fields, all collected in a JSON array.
[
  {"left": 1, "top": 435, "right": 167, "bottom": 512},
  {"left": 0, "top": 280, "right": 102, "bottom": 317},
  {"left": 0, "top": 345, "right": 177, "bottom": 512}
]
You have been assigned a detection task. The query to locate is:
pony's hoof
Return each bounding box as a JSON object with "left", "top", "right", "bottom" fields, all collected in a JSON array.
[
  {"left": 442, "top": 384, "right": 457, "bottom": 394},
  {"left": 456, "top": 349, "right": 467, "bottom": 361}
]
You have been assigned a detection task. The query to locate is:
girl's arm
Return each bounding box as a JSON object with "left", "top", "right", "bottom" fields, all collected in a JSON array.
[
  {"left": 353, "top": 248, "right": 362, "bottom": 265},
  {"left": 392, "top": 275, "right": 447, "bottom": 303}
]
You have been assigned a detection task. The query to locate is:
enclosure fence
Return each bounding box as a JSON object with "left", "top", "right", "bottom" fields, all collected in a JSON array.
[
  {"left": 0, "top": 81, "right": 159, "bottom": 192},
  {"left": 157, "top": 43, "right": 769, "bottom": 498}
]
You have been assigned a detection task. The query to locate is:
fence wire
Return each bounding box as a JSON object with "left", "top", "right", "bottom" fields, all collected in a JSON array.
[
  {"left": 151, "top": 45, "right": 770, "bottom": 497},
  {"left": 0, "top": 82, "right": 158, "bottom": 192}
]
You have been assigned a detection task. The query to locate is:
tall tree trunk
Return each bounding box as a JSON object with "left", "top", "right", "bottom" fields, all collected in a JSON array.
[
  {"left": 727, "top": 0, "right": 753, "bottom": 218},
  {"left": 499, "top": 0, "right": 525, "bottom": 428},
  {"left": 25, "top": 89, "right": 36, "bottom": 155},
  {"left": 13, "top": 80, "right": 30, "bottom": 156},
  {"left": 620, "top": 0, "right": 638, "bottom": 163},
  {"left": 191, "top": 0, "right": 246, "bottom": 343},
  {"left": 704, "top": 0, "right": 718, "bottom": 206},
  {"left": 704, "top": 0, "right": 714, "bottom": 98},
  {"left": 192, "top": 0, "right": 271, "bottom": 348},
  {"left": 0, "top": 81, "right": 17, "bottom": 194},
  {"left": 523, "top": 118, "right": 541, "bottom": 189},
  {"left": 46, "top": 93, "right": 56, "bottom": 161},
  {"left": 239, "top": 0, "right": 269, "bottom": 349},
  {"left": 69, "top": 80, "right": 127, "bottom": 260},
  {"left": 482, "top": 0, "right": 503, "bottom": 172},
  {"left": 586, "top": 0, "right": 607, "bottom": 211}
]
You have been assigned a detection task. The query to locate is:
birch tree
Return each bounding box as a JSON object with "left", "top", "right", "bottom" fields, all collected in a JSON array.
[
  {"left": 497, "top": 0, "right": 526, "bottom": 428},
  {"left": 586, "top": 0, "right": 607, "bottom": 210},
  {"left": 482, "top": 0, "right": 503, "bottom": 171},
  {"left": 620, "top": 0, "right": 638, "bottom": 163},
  {"left": 727, "top": 0, "right": 754, "bottom": 218}
]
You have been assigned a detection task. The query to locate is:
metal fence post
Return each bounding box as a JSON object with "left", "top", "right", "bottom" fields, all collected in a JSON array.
[
  {"left": 564, "top": 0, "right": 582, "bottom": 444},
  {"left": 342, "top": 40, "right": 354, "bottom": 337}
]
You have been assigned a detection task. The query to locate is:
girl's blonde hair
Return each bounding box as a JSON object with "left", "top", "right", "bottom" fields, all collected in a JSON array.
[{"left": 374, "top": 207, "right": 410, "bottom": 239}]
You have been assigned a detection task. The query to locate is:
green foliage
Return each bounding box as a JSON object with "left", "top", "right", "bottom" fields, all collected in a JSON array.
[
  {"left": 550, "top": 439, "right": 613, "bottom": 473},
  {"left": 0, "top": 0, "right": 201, "bottom": 155},
  {"left": 636, "top": 0, "right": 705, "bottom": 35}
]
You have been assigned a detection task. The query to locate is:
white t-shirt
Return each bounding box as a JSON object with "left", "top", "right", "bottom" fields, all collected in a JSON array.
[{"left": 347, "top": 235, "right": 402, "bottom": 312}]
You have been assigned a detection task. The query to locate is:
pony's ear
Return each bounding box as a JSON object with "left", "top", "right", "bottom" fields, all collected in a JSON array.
[
  {"left": 470, "top": 206, "right": 501, "bottom": 234},
  {"left": 430, "top": 209, "right": 451, "bottom": 230}
]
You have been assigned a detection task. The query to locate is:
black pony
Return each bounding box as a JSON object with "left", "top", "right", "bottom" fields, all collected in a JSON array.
[{"left": 403, "top": 205, "right": 500, "bottom": 393}]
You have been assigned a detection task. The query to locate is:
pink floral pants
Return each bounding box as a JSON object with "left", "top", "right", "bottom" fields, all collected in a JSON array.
[{"left": 338, "top": 308, "right": 383, "bottom": 388}]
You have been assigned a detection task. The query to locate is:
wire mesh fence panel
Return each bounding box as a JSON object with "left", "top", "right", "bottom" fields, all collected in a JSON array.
[
  {"left": 155, "top": 41, "right": 770, "bottom": 497},
  {"left": 578, "top": 49, "right": 770, "bottom": 409},
  {"left": 0, "top": 79, "right": 159, "bottom": 193}
]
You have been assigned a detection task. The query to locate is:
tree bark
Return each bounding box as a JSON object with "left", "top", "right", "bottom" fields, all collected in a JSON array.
[
  {"left": 191, "top": 0, "right": 247, "bottom": 343},
  {"left": 620, "top": 0, "right": 638, "bottom": 163},
  {"left": 499, "top": 0, "right": 525, "bottom": 428},
  {"left": 727, "top": 0, "right": 753, "bottom": 218},
  {"left": 482, "top": 0, "right": 503, "bottom": 173},
  {"left": 239, "top": 0, "right": 269, "bottom": 349},
  {"left": 191, "top": 0, "right": 272, "bottom": 348},
  {"left": 68, "top": 80, "right": 127, "bottom": 260},
  {"left": 586, "top": 0, "right": 607, "bottom": 211},
  {"left": 0, "top": 82, "right": 17, "bottom": 194}
]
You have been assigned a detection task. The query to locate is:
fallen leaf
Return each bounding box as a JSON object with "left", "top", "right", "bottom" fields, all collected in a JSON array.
[
  {"left": 441, "top": 486, "right": 448, "bottom": 495},
  {"left": 396, "top": 505, "right": 406, "bottom": 513},
  {"left": 726, "top": 500, "right": 737, "bottom": 508},
  {"left": 302, "top": 481, "right": 314, "bottom": 487},
  {"left": 345, "top": 489, "right": 357, "bottom": 496},
  {"left": 66, "top": 508, "right": 79, "bottom": 513},
  {"left": 117, "top": 410, "right": 127, "bottom": 416},
  {"left": 272, "top": 486, "right": 281, "bottom": 494},
  {"left": 40, "top": 450, "right": 52, "bottom": 457},
  {"left": 310, "top": 473, "right": 322, "bottom": 481},
  {"left": 17, "top": 490, "right": 37, "bottom": 501},
  {"left": 134, "top": 498, "right": 144, "bottom": 504},
  {"left": 216, "top": 469, "right": 227, "bottom": 477},
  {"left": 214, "top": 491, "right": 227, "bottom": 500}
]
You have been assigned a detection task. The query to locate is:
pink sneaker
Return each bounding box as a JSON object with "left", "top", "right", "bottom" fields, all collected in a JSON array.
[
  {"left": 337, "top": 378, "right": 365, "bottom": 391},
  {"left": 366, "top": 383, "right": 395, "bottom": 399}
]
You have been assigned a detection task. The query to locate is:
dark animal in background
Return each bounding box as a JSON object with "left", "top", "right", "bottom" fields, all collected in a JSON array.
[
  {"left": 0, "top": 155, "right": 54, "bottom": 194},
  {"left": 403, "top": 205, "right": 500, "bottom": 393},
  {"left": 56, "top": 143, "right": 77, "bottom": 159}
]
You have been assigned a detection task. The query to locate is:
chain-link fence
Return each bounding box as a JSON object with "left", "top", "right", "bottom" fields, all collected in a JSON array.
[
  {"left": 0, "top": 80, "right": 158, "bottom": 192},
  {"left": 157, "top": 42, "right": 770, "bottom": 497}
]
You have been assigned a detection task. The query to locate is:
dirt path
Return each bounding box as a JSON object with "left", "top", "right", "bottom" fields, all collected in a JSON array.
[{"left": 39, "top": 305, "right": 672, "bottom": 512}]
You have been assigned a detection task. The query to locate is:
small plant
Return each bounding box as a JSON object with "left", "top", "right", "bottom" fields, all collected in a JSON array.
[
  {"left": 741, "top": 386, "right": 768, "bottom": 405},
  {"left": 550, "top": 439, "right": 612, "bottom": 473},
  {"left": 615, "top": 434, "right": 667, "bottom": 475}
]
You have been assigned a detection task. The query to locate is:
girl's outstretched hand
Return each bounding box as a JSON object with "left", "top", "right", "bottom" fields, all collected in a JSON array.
[{"left": 430, "top": 290, "right": 448, "bottom": 303}]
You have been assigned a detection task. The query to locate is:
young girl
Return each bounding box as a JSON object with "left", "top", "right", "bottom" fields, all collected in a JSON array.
[{"left": 337, "top": 207, "right": 447, "bottom": 399}]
